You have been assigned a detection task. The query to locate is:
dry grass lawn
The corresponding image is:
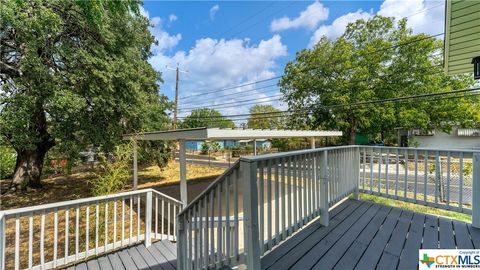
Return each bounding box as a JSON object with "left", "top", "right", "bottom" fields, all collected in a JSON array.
[
  {"left": 0, "top": 161, "right": 223, "bottom": 269},
  {"left": 0, "top": 161, "right": 224, "bottom": 210}
]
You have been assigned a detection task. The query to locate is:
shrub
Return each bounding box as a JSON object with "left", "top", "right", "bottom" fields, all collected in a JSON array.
[
  {"left": 139, "top": 140, "right": 172, "bottom": 171},
  {"left": 200, "top": 142, "right": 210, "bottom": 155},
  {"left": 90, "top": 142, "right": 132, "bottom": 196},
  {"left": 0, "top": 145, "right": 16, "bottom": 179},
  {"left": 210, "top": 141, "right": 221, "bottom": 153}
]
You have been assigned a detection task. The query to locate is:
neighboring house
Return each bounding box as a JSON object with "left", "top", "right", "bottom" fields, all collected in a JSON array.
[
  {"left": 238, "top": 139, "right": 272, "bottom": 149},
  {"left": 396, "top": 126, "right": 480, "bottom": 149},
  {"left": 185, "top": 140, "right": 238, "bottom": 151},
  {"left": 185, "top": 139, "right": 273, "bottom": 150}
]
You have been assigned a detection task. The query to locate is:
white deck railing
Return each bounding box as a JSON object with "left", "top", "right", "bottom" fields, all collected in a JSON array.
[
  {"left": 177, "top": 145, "right": 480, "bottom": 270},
  {"left": 359, "top": 146, "right": 479, "bottom": 214},
  {"left": 0, "top": 189, "right": 182, "bottom": 270},
  {"left": 1, "top": 146, "right": 479, "bottom": 270}
]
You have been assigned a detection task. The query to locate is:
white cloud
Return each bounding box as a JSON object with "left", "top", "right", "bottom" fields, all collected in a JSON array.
[
  {"left": 309, "top": 0, "right": 444, "bottom": 47},
  {"left": 378, "top": 0, "right": 444, "bottom": 36},
  {"left": 149, "top": 35, "right": 288, "bottom": 117},
  {"left": 168, "top": 14, "right": 178, "bottom": 22},
  {"left": 309, "top": 10, "right": 373, "bottom": 46},
  {"left": 139, "top": 5, "right": 150, "bottom": 18},
  {"left": 139, "top": 6, "right": 182, "bottom": 53},
  {"left": 270, "top": 1, "right": 329, "bottom": 32},
  {"left": 209, "top": 4, "right": 220, "bottom": 20}
]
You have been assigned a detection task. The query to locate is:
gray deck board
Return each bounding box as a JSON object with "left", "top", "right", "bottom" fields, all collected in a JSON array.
[
  {"left": 422, "top": 214, "right": 439, "bottom": 249},
  {"left": 64, "top": 198, "right": 480, "bottom": 270},
  {"left": 96, "top": 255, "right": 113, "bottom": 270},
  {"left": 86, "top": 259, "right": 101, "bottom": 270},
  {"left": 310, "top": 204, "right": 383, "bottom": 269},
  {"left": 468, "top": 224, "right": 480, "bottom": 249},
  {"left": 160, "top": 240, "right": 178, "bottom": 257},
  {"left": 262, "top": 199, "right": 480, "bottom": 270},
  {"left": 155, "top": 241, "right": 178, "bottom": 268},
  {"left": 332, "top": 205, "right": 392, "bottom": 270},
  {"left": 118, "top": 249, "right": 138, "bottom": 270},
  {"left": 397, "top": 212, "right": 425, "bottom": 270},
  {"left": 289, "top": 202, "right": 372, "bottom": 269},
  {"left": 136, "top": 244, "right": 164, "bottom": 270},
  {"left": 453, "top": 220, "right": 473, "bottom": 249},
  {"left": 75, "top": 262, "right": 88, "bottom": 270},
  {"left": 127, "top": 244, "right": 152, "bottom": 270},
  {"left": 354, "top": 207, "right": 402, "bottom": 270},
  {"left": 107, "top": 252, "right": 126, "bottom": 270},
  {"left": 439, "top": 218, "right": 456, "bottom": 248},
  {"left": 68, "top": 241, "right": 177, "bottom": 270},
  {"left": 261, "top": 199, "right": 355, "bottom": 269},
  {"left": 264, "top": 200, "right": 363, "bottom": 270}
]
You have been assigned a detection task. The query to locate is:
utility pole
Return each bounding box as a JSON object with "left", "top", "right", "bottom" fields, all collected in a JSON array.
[
  {"left": 174, "top": 66, "right": 179, "bottom": 129},
  {"left": 166, "top": 64, "right": 187, "bottom": 130}
]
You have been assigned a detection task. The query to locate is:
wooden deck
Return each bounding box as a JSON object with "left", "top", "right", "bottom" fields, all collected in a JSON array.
[
  {"left": 62, "top": 198, "right": 480, "bottom": 270},
  {"left": 261, "top": 198, "right": 480, "bottom": 270},
  {"left": 64, "top": 240, "right": 177, "bottom": 270}
]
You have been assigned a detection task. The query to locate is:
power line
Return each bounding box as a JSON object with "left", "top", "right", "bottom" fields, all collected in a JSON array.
[
  {"left": 180, "top": 33, "right": 444, "bottom": 100},
  {"left": 179, "top": 84, "right": 279, "bottom": 106},
  {"left": 178, "top": 87, "right": 480, "bottom": 120},
  {"left": 224, "top": 1, "right": 297, "bottom": 39},
  {"left": 216, "top": 1, "right": 277, "bottom": 38},
  {"left": 180, "top": 94, "right": 283, "bottom": 111},
  {"left": 179, "top": 76, "right": 281, "bottom": 100},
  {"left": 179, "top": 98, "right": 284, "bottom": 112},
  {"left": 179, "top": 64, "right": 444, "bottom": 112},
  {"left": 180, "top": 91, "right": 480, "bottom": 123}
]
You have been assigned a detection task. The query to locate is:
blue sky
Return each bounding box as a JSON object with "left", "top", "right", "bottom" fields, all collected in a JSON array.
[{"left": 140, "top": 0, "right": 445, "bottom": 122}]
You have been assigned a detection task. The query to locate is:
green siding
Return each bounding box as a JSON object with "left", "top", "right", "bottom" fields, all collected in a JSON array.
[{"left": 444, "top": 0, "right": 480, "bottom": 76}]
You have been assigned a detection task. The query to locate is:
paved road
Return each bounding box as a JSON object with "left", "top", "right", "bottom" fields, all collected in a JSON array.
[
  {"left": 174, "top": 159, "right": 473, "bottom": 204},
  {"left": 362, "top": 171, "right": 472, "bottom": 203}
]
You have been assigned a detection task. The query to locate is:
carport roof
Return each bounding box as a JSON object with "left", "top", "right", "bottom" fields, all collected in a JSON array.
[{"left": 123, "top": 127, "right": 342, "bottom": 141}]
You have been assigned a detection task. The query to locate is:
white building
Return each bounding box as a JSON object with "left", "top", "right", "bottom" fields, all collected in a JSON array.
[{"left": 396, "top": 126, "right": 480, "bottom": 150}]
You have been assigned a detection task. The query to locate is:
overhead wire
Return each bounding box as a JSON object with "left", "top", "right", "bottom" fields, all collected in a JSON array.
[
  {"left": 177, "top": 87, "right": 480, "bottom": 121},
  {"left": 179, "top": 32, "right": 444, "bottom": 101},
  {"left": 179, "top": 91, "right": 480, "bottom": 124},
  {"left": 179, "top": 63, "right": 445, "bottom": 112}
]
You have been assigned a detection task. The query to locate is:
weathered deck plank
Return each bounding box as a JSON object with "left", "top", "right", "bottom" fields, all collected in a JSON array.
[
  {"left": 289, "top": 202, "right": 372, "bottom": 269},
  {"left": 397, "top": 212, "right": 425, "bottom": 270},
  {"left": 310, "top": 204, "right": 383, "bottom": 269},
  {"left": 421, "top": 214, "right": 439, "bottom": 249},
  {"left": 261, "top": 198, "right": 355, "bottom": 269},
  {"left": 439, "top": 217, "right": 456, "bottom": 248},
  {"left": 63, "top": 199, "right": 479, "bottom": 270},
  {"left": 332, "top": 205, "right": 392, "bottom": 270},
  {"left": 261, "top": 199, "right": 480, "bottom": 270},
  {"left": 263, "top": 200, "right": 363, "bottom": 269},
  {"left": 66, "top": 241, "right": 177, "bottom": 270},
  {"left": 453, "top": 220, "right": 474, "bottom": 249}
]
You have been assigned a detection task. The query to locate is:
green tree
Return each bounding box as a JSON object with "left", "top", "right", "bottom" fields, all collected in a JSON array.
[
  {"left": 280, "top": 16, "right": 478, "bottom": 144},
  {"left": 0, "top": 0, "right": 169, "bottom": 190},
  {"left": 247, "top": 105, "right": 284, "bottom": 129},
  {"left": 180, "top": 108, "right": 236, "bottom": 129}
]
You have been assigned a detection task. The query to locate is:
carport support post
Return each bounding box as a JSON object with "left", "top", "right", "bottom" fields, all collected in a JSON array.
[
  {"left": 254, "top": 139, "right": 257, "bottom": 155},
  {"left": 179, "top": 139, "right": 188, "bottom": 207},
  {"left": 473, "top": 153, "right": 480, "bottom": 228},
  {"left": 133, "top": 140, "right": 138, "bottom": 190}
]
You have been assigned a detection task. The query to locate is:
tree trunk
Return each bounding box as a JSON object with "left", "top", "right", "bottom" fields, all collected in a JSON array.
[
  {"left": 12, "top": 147, "right": 49, "bottom": 189},
  {"left": 11, "top": 104, "right": 55, "bottom": 191},
  {"left": 348, "top": 117, "right": 357, "bottom": 145}
]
